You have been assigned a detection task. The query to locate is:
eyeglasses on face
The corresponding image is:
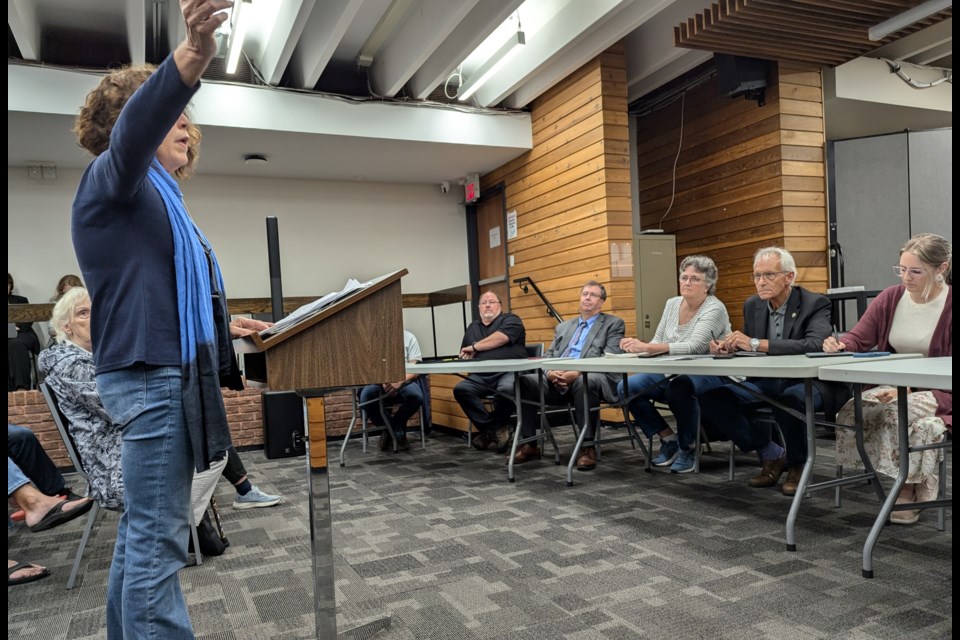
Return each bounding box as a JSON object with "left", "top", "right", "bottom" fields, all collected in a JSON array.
[
  {"left": 679, "top": 274, "right": 703, "bottom": 284},
  {"left": 581, "top": 291, "right": 603, "bottom": 300},
  {"left": 752, "top": 271, "right": 788, "bottom": 282},
  {"left": 479, "top": 299, "right": 501, "bottom": 306},
  {"left": 892, "top": 265, "right": 926, "bottom": 278}
]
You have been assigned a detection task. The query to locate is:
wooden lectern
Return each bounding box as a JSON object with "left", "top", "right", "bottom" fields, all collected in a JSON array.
[{"left": 234, "top": 269, "right": 407, "bottom": 640}]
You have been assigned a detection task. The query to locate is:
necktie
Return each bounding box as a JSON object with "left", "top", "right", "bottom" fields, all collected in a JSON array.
[{"left": 561, "top": 321, "right": 588, "bottom": 358}]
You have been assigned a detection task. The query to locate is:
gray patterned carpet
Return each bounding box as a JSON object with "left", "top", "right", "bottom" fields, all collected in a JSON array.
[{"left": 7, "top": 428, "right": 952, "bottom": 639}]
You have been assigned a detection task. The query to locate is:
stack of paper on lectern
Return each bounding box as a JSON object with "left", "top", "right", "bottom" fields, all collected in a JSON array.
[{"left": 259, "top": 277, "right": 369, "bottom": 338}]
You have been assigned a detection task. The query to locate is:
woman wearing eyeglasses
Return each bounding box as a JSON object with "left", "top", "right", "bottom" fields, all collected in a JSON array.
[
  {"left": 823, "top": 233, "right": 952, "bottom": 524},
  {"left": 616, "top": 255, "right": 731, "bottom": 473}
]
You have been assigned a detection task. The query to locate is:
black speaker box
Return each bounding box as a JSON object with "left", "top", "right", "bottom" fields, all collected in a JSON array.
[
  {"left": 262, "top": 391, "right": 306, "bottom": 459},
  {"left": 715, "top": 53, "right": 768, "bottom": 97}
]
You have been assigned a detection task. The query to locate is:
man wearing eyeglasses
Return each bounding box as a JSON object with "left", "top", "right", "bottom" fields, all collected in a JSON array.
[
  {"left": 701, "top": 247, "right": 849, "bottom": 495},
  {"left": 514, "top": 281, "right": 625, "bottom": 470},
  {"left": 453, "top": 291, "right": 528, "bottom": 453}
]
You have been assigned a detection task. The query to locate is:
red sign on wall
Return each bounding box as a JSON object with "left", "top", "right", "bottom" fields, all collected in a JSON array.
[{"left": 464, "top": 172, "right": 479, "bottom": 203}]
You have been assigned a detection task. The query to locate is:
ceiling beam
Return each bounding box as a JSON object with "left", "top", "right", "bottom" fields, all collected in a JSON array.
[
  {"left": 245, "top": 0, "right": 315, "bottom": 86},
  {"left": 472, "top": 0, "right": 633, "bottom": 107},
  {"left": 125, "top": 0, "right": 146, "bottom": 65},
  {"left": 8, "top": 0, "right": 40, "bottom": 61},
  {"left": 369, "top": 0, "right": 479, "bottom": 97},
  {"left": 503, "top": 0, "right": 679, "bottom": 109},
  {"left": 406, "top": 0, "right": 523, "bottom": 100},
  {"left": 871, "top": 16, "right": 953, "bottom": 63},
  {"left": 287, "top": 0, "right": 364, "bottom": 88}
]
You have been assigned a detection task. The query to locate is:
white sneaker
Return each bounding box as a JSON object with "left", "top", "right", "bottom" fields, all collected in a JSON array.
[{"left": 233, "top": 485, "right": 282, "bottom": 509}]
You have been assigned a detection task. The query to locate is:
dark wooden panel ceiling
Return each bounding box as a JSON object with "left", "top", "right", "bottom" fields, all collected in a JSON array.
[{"left": 675, "top": 0, "right": 953, "bottom": 67}]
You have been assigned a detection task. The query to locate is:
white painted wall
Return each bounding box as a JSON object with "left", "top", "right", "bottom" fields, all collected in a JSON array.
[{"left": 7, "top": 168, "right": 470, "bottom": 356}]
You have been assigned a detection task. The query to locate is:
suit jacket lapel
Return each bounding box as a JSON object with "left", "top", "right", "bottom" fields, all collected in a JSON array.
[
  {"left": 752, "top": 300, "right": 768, "bottom": 339},
  {"left": 782, "top": 288, "right": 801, "bottom": 339},
  {"left": 579, "top": 314, "right": 603, "bottom": 357}
]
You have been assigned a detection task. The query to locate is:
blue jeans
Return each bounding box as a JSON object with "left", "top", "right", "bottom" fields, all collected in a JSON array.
[
  {"left": 8, "top": 457, "right": 30, "bottom": 496},
  {"left": 360, "top": 382, "right": 423, "bottom": 436},
  {"left": 98, "top": 365, "right": 194, "bottom": 640},
  {"left": 618, "top": 374, "right": 727, "bottom": 451},
  {"left": 700, "top": 378, "right": 824, "bottom": 467},
  {"left": 8, "top": 424, "right": 66, "bottom": 496}
]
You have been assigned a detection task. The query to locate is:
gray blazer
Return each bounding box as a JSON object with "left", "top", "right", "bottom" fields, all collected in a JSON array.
[{"left": 545, "top": 312, "right": 626, "bottom": 401}]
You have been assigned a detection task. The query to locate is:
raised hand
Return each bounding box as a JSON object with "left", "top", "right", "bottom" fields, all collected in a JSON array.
[{"left": 175, "top": 0, "right": 232, "bottom": 85}]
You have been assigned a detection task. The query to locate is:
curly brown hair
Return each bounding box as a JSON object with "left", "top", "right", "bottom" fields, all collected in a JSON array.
[{"left": 73, "top": 64, "right": 202, "bottom": 179}]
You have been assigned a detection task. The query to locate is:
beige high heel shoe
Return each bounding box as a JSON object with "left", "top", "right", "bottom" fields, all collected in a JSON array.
[{"left": 890, "top": 483, "right": 920, "bottom": 525}]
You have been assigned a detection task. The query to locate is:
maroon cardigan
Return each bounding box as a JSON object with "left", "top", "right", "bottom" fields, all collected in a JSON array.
[{"left": 841, "top": 284, "right": 952, "bottom": 428}]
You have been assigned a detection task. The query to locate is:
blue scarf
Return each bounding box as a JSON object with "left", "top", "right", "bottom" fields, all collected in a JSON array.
[{"left": 148, "top": 162, "right": 233, "bottom": 470}]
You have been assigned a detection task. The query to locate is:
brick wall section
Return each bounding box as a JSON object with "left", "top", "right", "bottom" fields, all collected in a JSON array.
[
  {"left": 7, "top": 390, "right": 70, "bottom": 467},
  {"left": 7, "top": 387, "right": 374, "bottom": 469}
]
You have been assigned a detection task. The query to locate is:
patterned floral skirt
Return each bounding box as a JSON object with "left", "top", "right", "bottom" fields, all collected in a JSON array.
[{"left": 835, "top": 388, "right": 946, "bottom": 483}]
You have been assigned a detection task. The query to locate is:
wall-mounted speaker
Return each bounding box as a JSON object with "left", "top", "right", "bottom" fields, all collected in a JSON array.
[{"left": 715, "top": 53, "right": 768, "bottom": 97}]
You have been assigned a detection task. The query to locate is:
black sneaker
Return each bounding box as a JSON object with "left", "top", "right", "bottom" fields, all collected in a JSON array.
[
  {"left": 396, "top": 436, "right": 410, "bottom": 452},
  {"left": 379, "top": 433, "right": 391, "bottom": 451}
]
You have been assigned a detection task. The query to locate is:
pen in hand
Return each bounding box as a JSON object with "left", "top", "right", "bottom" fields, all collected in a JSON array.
[{"left": 826, "top": 324, "right": 844, "bottom": 352}]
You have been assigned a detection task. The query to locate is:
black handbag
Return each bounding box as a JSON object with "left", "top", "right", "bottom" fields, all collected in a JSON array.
[{"left": 189, "top": 499, "right": 230, "bottom": 557}]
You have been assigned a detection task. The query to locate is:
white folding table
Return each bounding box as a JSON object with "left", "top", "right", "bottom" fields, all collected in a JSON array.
[{"left": 818, "top": 356, "right": 952, "bottom": 578}]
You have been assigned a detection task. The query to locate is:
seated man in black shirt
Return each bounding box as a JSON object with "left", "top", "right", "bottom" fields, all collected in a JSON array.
[{"left": 453, "top": 291, "right": 527, "bottom": 452}]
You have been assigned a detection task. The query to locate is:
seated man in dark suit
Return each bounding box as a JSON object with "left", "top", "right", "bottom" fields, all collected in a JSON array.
[
  {"left": 516, "top": 280, "right": 625, "bottom": 470},
  {"left": 453, "top": 291, "right": 528, "bottom": 453},
  {"left": 701, "top": 247, "right": 849, "bottom": 495}
]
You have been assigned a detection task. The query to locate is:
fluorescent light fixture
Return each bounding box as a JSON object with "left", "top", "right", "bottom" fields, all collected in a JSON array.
[
  {"left": 458, "top": 30, "right": 525, "bottom": 101},
  {"left": 226, "top": 0, "right": 251, "bottom": 74},
  {"left": 868, "top": 0, "right": 951, "bottom": 41}
]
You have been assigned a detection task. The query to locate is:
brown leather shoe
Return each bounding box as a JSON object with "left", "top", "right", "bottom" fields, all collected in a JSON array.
[
  {"left": 576, "top": 447, "right": 597, "bottom": 471},
  {"left": 781, "top": 466, "right": 802, "bottom": 496},
  {"left": 749, "top": 455, "right": 786, "bottom": 488},
  {"left": 509, "top": 443, "right": 540, "bottom": 464}
]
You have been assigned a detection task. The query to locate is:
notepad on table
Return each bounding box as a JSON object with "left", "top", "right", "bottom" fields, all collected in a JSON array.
[{"left": 604, "top": 351, "right": 656, "bottom": 358}]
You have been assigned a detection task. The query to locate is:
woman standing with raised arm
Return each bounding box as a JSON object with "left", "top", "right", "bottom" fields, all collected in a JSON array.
[{"left": 71, "top": 1, "right": 268, "bottom": 636}]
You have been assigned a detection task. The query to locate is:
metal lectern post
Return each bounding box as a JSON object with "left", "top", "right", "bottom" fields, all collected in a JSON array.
[{"left": 301, "top": 393, "right": 391, "bottom": 640}]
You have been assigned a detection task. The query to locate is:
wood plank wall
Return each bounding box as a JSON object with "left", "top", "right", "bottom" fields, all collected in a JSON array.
[
  {"left": 484, "top": 44, "right": 633, "bottom": 342},
  {"left": 428, "top": 56, "right": 830, "bottom": 431},
  {"left": 636, "top": 61, "right": 829, "bottom": 330},
  {"left": 428, "top": 45, "right": 631, "bottom": 433}
]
